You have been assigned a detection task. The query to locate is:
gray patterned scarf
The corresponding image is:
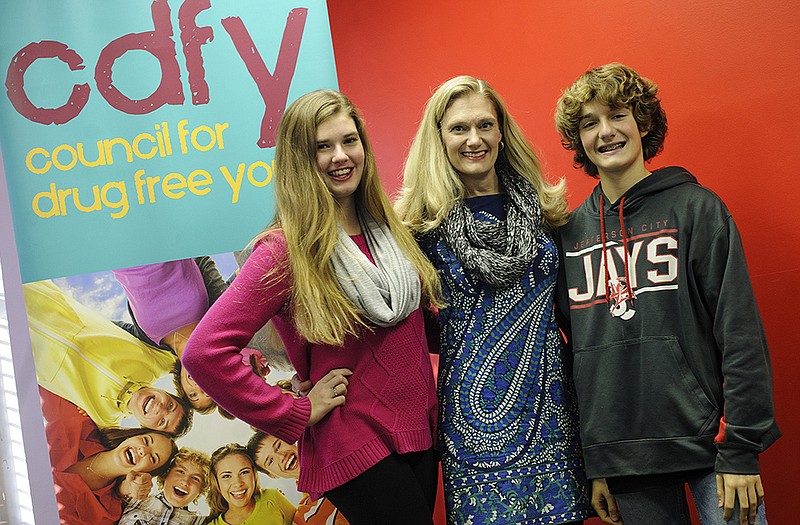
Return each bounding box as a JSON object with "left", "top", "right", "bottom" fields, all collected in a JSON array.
[
  {"left": 331, "top": 209, "right": 421, "bottom": 327},
  {"left": 440, "top": 164, "right": 542, "bottom": 288}
]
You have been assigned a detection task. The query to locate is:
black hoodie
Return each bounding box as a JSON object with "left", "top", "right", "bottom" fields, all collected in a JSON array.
[{"left": 556, "top": 166, "right": 780, "bottom": 480}]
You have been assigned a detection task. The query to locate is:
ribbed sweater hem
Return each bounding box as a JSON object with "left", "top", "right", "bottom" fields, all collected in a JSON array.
[
  {"left": 298, "top": 428, "right": 433, "bottom": 500},
  {"left": 273, "top": 396, "right": 312, "bottom": 445}
]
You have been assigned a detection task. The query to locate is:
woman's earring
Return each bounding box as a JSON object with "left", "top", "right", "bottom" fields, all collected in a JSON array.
[{"left": 499, "top": 140, "right": 505, "bottom": 151}]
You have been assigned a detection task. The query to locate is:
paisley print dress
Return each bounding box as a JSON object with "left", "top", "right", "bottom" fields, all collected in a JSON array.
[{"left": 420, "top": 195, "right": 590, "bottom": 525}]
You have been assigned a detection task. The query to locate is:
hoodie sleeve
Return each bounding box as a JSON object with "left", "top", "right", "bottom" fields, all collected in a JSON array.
[
  {"left": 182, "top": 236, "right": 311, "bottom": 444},
  {"left": 697, "top": 214, "right": 780, "bottom": 474}
]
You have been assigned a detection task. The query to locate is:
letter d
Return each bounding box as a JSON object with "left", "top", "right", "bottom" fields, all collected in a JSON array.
[
  {"left": 32, "top": 183, "right": 60, "bottom": 218},
  {"left": 95, "top": 0, "right": 183, "bottom": 114}
]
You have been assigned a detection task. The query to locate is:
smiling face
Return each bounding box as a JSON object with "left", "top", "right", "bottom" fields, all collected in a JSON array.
[
  {"left": 215, "top": 453, "right": 256, "bottom": 512},
  {"left": 129, "top": 387, "right": 184, "bottom": 435},
  {"left": 440, "top": 93, "right": 502, "bottom": 196},
  {"left": 315, "top": 111, "right": 365, "bottom": 209},
  {"left": 180, "top": 367, "right": 214, "bottom": 411},
  {"left": 578, "top": 99, "right": 648, "bottom": 180},
  {"left": 163, "top": 458, "right": 205, "bottom": 508},
  {"left": 254, "top": 435, "right": 299, "bottom": 480},
  {"left": 114, "top": 433, "right": 173, "bottom": 474}
]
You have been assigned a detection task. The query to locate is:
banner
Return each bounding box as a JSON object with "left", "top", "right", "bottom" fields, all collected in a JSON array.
[
  {"left": 0, "top": 1, "right": 342, "bottom": 523},
  {"left": 1, "top": 0, "right": 337, "bottom": 282}
]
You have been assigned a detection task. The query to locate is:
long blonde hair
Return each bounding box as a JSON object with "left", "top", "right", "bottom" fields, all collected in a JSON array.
[
  {"left": 259, "top": 90, "right": 441, "bottom": 345},
  {"left": 396, "top": 76, "right": 568, "bottom": 232}
]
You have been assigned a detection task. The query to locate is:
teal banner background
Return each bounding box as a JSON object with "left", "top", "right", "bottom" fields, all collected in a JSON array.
[{"left": 0, "top": 0, "right": 338, "bottom": 282}]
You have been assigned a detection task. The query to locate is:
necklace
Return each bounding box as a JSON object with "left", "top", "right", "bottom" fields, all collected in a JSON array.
[
  {"left": 80, "top": 453, "right": 113, "bottom": 491},
  {"left": 86, "top": 453, "right": 99, "bottom": 473}
]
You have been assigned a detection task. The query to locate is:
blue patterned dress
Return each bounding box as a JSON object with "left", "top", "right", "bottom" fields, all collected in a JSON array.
[{"left": 420, "top": 195, "right": 590, "bottom": 525}]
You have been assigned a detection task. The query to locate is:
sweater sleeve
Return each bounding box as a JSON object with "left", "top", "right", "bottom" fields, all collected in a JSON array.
[
  {"left": 182, "top": 237, "right": 311, "bottom": 444},
  {"left": 697, "top": 214, "right": 780, "bottom": 474}
]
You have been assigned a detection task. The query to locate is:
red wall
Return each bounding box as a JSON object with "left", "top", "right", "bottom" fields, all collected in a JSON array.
[{"left": 328, "top": 1, "right": 799, "bottom": 523}]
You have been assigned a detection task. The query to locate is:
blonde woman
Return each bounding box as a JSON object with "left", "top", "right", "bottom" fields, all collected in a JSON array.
[
  {"left": 183, "top": 90, "right": 441, "bottom": 525},
  {"left": 396, "top": 76, "right": 591, "bottom": 525}
]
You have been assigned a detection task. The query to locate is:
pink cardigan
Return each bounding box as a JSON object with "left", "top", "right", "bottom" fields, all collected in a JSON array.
[{"left": 182, "top": 233, "right": 437, "bottom": 498}]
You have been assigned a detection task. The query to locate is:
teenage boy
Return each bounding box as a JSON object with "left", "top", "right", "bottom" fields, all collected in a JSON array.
[
  {"left": 554, "top": 63, "right": 779, "bottom": 525},
  {"left": 119, "top": 447, "right": 210, "bottom": 525}
]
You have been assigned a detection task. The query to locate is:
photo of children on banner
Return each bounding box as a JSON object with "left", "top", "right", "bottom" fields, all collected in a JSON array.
[
  {"left": 118, "top": 447, "right": 210, "bottom": 525},
  {"left": 112, "top": 349, "right": 345, "bottom": 524},
  {"left": 23, "top": 280, "right": 193, "bottom": 436},
  {"left": 38, "top": 386, "right": 178, "bottom": 525},
  {"left": 112, "top": 256, "right": 274, "bottom": 418},
  {"left": 205, "top": 443, "right": 296, "bottom": 525},
  {"left": 24, "top": 268, "right": 349, "bottom": 524}
]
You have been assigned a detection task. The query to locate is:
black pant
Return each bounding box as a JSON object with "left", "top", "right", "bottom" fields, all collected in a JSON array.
[{"left": 325, "top": 448, "right": 438, "bottom": 525}]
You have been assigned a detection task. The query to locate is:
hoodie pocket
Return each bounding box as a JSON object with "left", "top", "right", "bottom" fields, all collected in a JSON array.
[{"left": 573, "top": 336, "right": 718, "bottom": 446}]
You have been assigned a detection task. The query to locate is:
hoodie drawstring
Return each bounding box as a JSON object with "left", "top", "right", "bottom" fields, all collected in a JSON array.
[{"left": 599, "top": 194, "right": 636, "bottom": 313}]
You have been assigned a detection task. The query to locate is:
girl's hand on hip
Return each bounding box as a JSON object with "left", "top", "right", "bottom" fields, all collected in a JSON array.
[{"left": 306, "top": 368, "right": 352, "bottom": 426}]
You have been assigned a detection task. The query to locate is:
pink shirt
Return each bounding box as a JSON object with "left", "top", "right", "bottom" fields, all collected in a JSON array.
[
  {"left": 113, "top": 259, "right": 208, "bottom": 344},
  {"left": 183, "top": 232, "right": 437, "bottom": 498}
]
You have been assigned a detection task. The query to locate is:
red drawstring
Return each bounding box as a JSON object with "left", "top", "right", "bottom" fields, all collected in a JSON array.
[
  {"left": 618, "top": 196, "right": 635, "bottom": 307},
  {"left": 599, "top": 194, "right": 611, "bottom": 306},
  {"left": 599, "top": 194, "right": 636, "bottom": 312}
]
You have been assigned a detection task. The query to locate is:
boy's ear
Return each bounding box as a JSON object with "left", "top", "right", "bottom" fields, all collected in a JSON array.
[{"left": 640, "top": 127, "right": 649, "bottom": 138}]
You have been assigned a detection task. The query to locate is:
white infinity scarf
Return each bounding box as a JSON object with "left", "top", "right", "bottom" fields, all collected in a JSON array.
[{"left": 330, "top": 211, "right": 421, "bottom": 327}]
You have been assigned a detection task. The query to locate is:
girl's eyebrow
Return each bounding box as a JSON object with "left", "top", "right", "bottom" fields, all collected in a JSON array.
[{"left": 317, "top": 131, "right": 359, "bottom": 143}]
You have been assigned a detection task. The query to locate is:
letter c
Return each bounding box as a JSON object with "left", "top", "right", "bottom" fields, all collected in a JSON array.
[
  {"left": 6, "top": 40, "right": 90, "bottom": 125},
  {"left": 25, "top": 147, "right": 52, "bottom": 174}
]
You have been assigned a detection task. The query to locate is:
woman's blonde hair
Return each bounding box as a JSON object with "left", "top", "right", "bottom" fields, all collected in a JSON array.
[
  {"left": 259, "top": 90, "right": 441, "bottom": 345},
  {"left": 206, "top": 444, "right": 261, "bottom": 519},
  {"left": 396, "top": 75, "right": 568, "bottom": 233}
]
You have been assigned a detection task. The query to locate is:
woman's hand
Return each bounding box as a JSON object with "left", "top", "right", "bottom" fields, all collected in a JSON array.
[{"left": 305, "top": 368, "right": 352, "bottom": 426}]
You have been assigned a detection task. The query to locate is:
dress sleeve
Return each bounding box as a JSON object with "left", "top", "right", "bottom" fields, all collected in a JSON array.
[
  {"left": 698, "top": 214, "right": 780, "bottom": 473},
  {"left": 182, "top": 236, "right": 312, "bottom": 443}
]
